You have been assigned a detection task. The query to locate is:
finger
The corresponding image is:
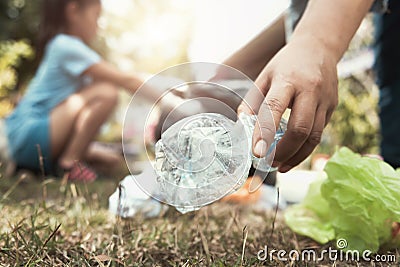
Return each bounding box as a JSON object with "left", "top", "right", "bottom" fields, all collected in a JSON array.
[
  {"left": 278, "top": 107, "right": 326, "bottom": 172},
  {"left": 252, "top": 83, "right": 293, "bottom": 158},
  {"left": 273, "top": 92, "right": 317, "bottom": 164},
  {"left": 237, "top": 73, "right": 271, "bottom": 115}
]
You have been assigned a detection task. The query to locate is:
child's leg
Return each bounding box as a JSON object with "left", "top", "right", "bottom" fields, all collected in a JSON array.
[{"left": 50, "top": 82, "right": 119, "bottom": 169}]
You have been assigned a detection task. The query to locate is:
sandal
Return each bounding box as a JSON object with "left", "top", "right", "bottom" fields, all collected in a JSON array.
[{"left": 62, "top": 161, "right": 97, "bottom": 182}]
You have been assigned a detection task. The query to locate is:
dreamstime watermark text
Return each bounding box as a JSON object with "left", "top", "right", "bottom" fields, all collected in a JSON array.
[{"left": 257, "top": 239, "right": 397, "bottom": 263}]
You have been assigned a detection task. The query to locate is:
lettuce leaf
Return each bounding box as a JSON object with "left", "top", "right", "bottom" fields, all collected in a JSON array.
[
  {"left": 284, "top": 147, "right": 400, "bottom": 252},
  {"left": 284, "top": 177, "right": 335, "bottom": 244}
]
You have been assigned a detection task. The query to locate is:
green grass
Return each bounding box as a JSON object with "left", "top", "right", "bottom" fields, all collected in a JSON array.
[{"left": 0, "top": 166, "right": 398, "bottom": 266}]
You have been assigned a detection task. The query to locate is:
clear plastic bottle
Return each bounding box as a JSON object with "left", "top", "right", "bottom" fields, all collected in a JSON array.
[{"left": 154, "top": 112, "right": 287, "bottom": 213}]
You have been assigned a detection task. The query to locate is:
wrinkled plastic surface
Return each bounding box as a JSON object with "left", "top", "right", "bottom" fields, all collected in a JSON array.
[
  {"left": 285, "top": 147, "right": 400, "bottom": 252},
  {"left": 155, "top": 112, "right": 286, "bottom": 213},
  {"left": 109, "top": 173, "right": 166, "bottom": 218}
]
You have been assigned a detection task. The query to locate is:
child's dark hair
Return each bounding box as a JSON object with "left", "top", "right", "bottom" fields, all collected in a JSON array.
[{"left": 37, "top": 0, "right": 98, "bottom": 58}]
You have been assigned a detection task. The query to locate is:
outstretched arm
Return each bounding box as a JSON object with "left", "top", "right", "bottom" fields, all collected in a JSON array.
[
  {"left": 239, "top": 0, "right": 374, "bottom": 172},
  {"left": 221, "top": 14, "right": 286, "bottom": 80},
  {"left": 83, "top": 62, "right": 185, "bottom": 111}
]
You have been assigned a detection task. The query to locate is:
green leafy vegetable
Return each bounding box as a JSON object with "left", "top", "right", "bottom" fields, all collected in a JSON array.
[{"left": 284, "top": 147, "right": 400, "bottom": 252}]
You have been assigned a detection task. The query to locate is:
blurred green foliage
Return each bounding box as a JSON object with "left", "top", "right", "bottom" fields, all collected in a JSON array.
[
  {"left": 0, "top": 0, "right": 40, "bottom": 39},
  {"left": 315, "top": 15, "right": 380, "bottom": 155},
  {"left": 0, "top": 0, "right": 40, "bottom": 93},
  {"left": 0, "top": 40, "right": 34, "bottom": 96},
  {"left": 0, "top": 40, "right": 34, "bottom": 117},
  {"left": 320, "top": 73, "right": 380, "bottom": 155}
]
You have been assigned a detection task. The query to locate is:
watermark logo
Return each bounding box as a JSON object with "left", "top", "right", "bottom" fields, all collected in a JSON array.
[
  {"left": 336, "top": 238, "right": 347, "bottom": 249},
  {"left": 257, "top": 238, "right": 397, "bottom": 263}
]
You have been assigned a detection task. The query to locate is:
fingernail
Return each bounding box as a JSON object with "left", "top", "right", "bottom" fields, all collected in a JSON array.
[
  {"left": 254, "top": 140, "right": 268, "bottom": 157},
  {"left": 279, "top": 165, "right": 292, "bottom": 173}
]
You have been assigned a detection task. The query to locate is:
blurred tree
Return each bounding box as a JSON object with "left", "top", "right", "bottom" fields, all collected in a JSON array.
[
  {"left": 0, "top": 0, "right": 41, "bottom": 41},
  {"left": 322, "top": 73, "right": 380, "bottom": 155},
  {"left": 316, "top": 15, "right": 380, "bottom": 156},
  {"left": 0, "top": 0, "right": 40, "bottom": 93},
  {"left": 0, "top": 40, "right": 34, "bottom": 117}
]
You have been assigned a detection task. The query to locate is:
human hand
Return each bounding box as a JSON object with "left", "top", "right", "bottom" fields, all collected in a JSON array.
[{"left": 238, "top": 36, "right": 339, "bottom": 172}]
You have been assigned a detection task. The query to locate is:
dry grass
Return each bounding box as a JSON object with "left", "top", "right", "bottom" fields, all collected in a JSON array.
[{"left": 0, "top": 166, "right": 398, "bottom": 266}]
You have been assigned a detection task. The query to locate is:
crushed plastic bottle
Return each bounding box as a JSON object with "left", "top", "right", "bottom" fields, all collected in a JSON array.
[
  {"left": 154, "top": 112, "right": 287, "bottom": 213},
  {"left": 108, "top": 164, "right": 168, "bottom": 218}
]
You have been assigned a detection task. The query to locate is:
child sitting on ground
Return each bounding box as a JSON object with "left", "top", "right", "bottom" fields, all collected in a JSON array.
[{"left": 5, "top": 0, "right": 177, "bottom": 181}]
